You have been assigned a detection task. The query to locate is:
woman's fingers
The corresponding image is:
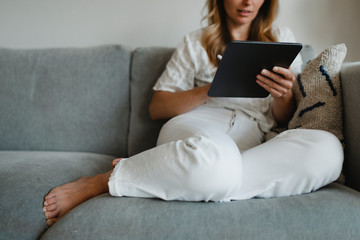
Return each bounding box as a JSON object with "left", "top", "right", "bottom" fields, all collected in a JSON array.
[
  {"left": 256, "top": 67, "right": 295, "bottom": 97},
  {"left": 256, "top": 71, "right": 288, "bottom": 95},
  {"left": 272, "top": 66, "right": 295, "bottom": 81},
  {"left": 256, "top": 78, "right": 283, "bottom": 97},
  {"left": 261, "top": 68, "right": 293, "bottom": 88}
]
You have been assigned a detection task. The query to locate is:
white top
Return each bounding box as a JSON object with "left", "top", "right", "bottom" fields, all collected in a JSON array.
[{"left": 153, "top": 26, "right": 303, "bottom": 133}]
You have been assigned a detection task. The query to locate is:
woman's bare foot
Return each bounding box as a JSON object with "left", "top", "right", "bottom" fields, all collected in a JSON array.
[
  {"left": 112, "top": 158, "right": 123, "bottom": 168},
  {"left": 43, "top": 171, "right": 111, "bottom": 226}
]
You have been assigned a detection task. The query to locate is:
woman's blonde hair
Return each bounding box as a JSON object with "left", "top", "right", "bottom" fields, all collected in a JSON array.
[{"left": 201, "top": 0, "right": 279, "bottom": 66}]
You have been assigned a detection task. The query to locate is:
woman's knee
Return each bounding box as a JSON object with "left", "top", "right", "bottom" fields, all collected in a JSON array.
[
  {"left": 157, "top": 114, "right": 205, "bottom": 145},
  {"left": 310, "top": 130, "right": 343, "bottom": 176},
  {"left": 283, "top": 129, "right": 343, "bottom": 180},
  {"left": 158, "top": 116, "right": 243, "bottom": 201},
  {"left": 179, "top": 135, "right": 243, "bottom": 201}
]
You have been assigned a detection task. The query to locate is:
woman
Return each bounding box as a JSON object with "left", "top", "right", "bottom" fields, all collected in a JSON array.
[{"left": 43, "top": 0, "right": 343, "bottom": 226}]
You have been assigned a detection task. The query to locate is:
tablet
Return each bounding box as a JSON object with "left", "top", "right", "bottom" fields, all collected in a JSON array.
[{"left": 208, "top": 41, "right": 303, "bottom": 98}]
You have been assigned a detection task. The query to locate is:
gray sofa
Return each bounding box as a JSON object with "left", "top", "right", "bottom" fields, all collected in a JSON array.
[{"left": 0, "top": 44, "right": 360, "bottom": 240}]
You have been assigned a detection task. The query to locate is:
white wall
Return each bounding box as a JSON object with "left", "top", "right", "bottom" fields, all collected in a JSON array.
[
  {"left": 0, "top": 0, "right": 206, "bottom": 48},
  {"left": 276, "top": 0, "right": 360, "bottom": 62},
  {"left": 0, "top": 0, "right": 359, "bottom": 61}
]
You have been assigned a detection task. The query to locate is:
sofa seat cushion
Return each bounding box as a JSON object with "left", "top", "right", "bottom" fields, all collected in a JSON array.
[
  {"left": 41, "top": 183, "right": 360, "bottom": 240},
  {"left": 0, "top": 151, "right": 114, "bottom": 240}
]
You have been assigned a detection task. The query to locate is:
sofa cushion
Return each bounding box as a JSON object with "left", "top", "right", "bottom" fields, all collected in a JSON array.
[
  {"left": 289, "top": 43, "right": 347, "bottom": 143},
  {"left": 0, "top": 151, "right": 114, "bottom": 240},
  {"left": 0, "top": 45, "right": 131, "bottom": 157},
  {"left": 128, "top": 47, "right": 174, "bottom": 156},
  {"left": 40, "top": 183, "right": 360, "bottom": 240}
]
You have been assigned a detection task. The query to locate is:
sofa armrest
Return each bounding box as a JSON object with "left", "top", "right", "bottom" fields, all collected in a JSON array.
[{"left": 341, "top": 62, "right": 360, "bottom": 192}]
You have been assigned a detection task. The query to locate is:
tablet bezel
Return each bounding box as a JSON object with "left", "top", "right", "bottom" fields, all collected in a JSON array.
[{"left": 208, "top": 41, "right": 303, "bottom": 98}]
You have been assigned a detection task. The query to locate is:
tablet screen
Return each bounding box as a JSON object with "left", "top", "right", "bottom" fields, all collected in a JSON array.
[{"left": 208, "top": 41, "right": 303, "bottom": 98}]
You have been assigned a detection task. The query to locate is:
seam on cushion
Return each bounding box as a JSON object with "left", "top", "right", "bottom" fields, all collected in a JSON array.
[{"left": 126, "top": 49, "right": 137, "bottom": 158}]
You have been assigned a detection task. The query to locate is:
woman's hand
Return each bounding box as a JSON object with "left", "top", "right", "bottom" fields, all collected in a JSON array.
[
  {"left": 256, "top": 66, "right": 295, "bottom": 98},
  {"left": 256, "top": 66, "right": 296, "bottom": 125}
]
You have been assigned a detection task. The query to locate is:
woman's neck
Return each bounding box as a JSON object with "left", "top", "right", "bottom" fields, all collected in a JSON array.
[{"left": 227, "top": 21, "right": 251, "bottom": 41}]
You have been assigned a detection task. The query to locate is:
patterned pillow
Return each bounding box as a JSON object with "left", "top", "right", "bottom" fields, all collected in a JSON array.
[
  {"left": 266, "top": 43, "right": 347, "bottom": 142},
  {"left": 289, "top": 43, "right": 347, "bottom": 143}
]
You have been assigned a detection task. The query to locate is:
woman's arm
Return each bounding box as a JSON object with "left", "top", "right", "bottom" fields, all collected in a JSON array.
[
  {"left": 149, "top": 84, "right": 211, "bottom": 120},
  {"left": 271, "top": 89, "right": 296, "bottom": 125},
  {"left": 256, "top": 67, "right": 296, "bottom": 125}
]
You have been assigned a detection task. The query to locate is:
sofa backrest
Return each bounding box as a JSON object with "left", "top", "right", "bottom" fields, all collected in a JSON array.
[
  {"left": 341, "top": 62, "right": 360, "bottom": 191},
  {"left": 0, "top": 45, "right": 131, "bottom": 157},
  {"left": 0, "top": 44, "right": 315, "bottom": 158}
]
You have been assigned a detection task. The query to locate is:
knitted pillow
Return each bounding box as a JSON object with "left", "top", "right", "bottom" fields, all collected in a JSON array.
[
  {"left": 266, "top": 43, "right": 347, "bottom": 142},
  {"left": 289, "top": 43, "right": 347, "bottom": 143}
]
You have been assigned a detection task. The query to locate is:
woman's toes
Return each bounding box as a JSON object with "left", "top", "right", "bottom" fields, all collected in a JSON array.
[
  {"left": 44, "top": 209, "right": 59, "bottom": 219},
  {"left": 44, "top": 192, "right": 56, "bottom": 201},
  {"left": 43, "top": 202, "right": 60, "bottom": 219},
  {"left": 42, "top": 172, "right": 110, "bottom": 225},
  {"left": 46, "top": 217, "right": 59, "bottom": 227},
  {"left": 44, "top": 196, "right": 57, "bottom": 206},
  {"left": 43, "top": 203, "right": 57, "bottom": 212}
]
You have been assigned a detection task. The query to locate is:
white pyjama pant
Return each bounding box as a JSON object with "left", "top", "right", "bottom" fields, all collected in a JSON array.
[{"left": 108, "top": 106, "right": 343, "bottom": 202}]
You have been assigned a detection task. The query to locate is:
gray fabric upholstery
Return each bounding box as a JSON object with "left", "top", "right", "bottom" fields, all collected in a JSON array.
[
  {"left": 128, "top": 47, "right": 174, "bottom": 156},
  {"left": 1, "top": 44, "right": 360, "bottom": 240},
  {"left": 341, "top": 62, "right": 360, "bottom": 191},
  {"left": 0, "top": 151, "right": 114, "bottom": 240},
  {"left": 41, "top": 183, "right": 360, "bottom": 240},
  {"left": 0, "top": 46, "right": 131, "bottom": 157}
]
